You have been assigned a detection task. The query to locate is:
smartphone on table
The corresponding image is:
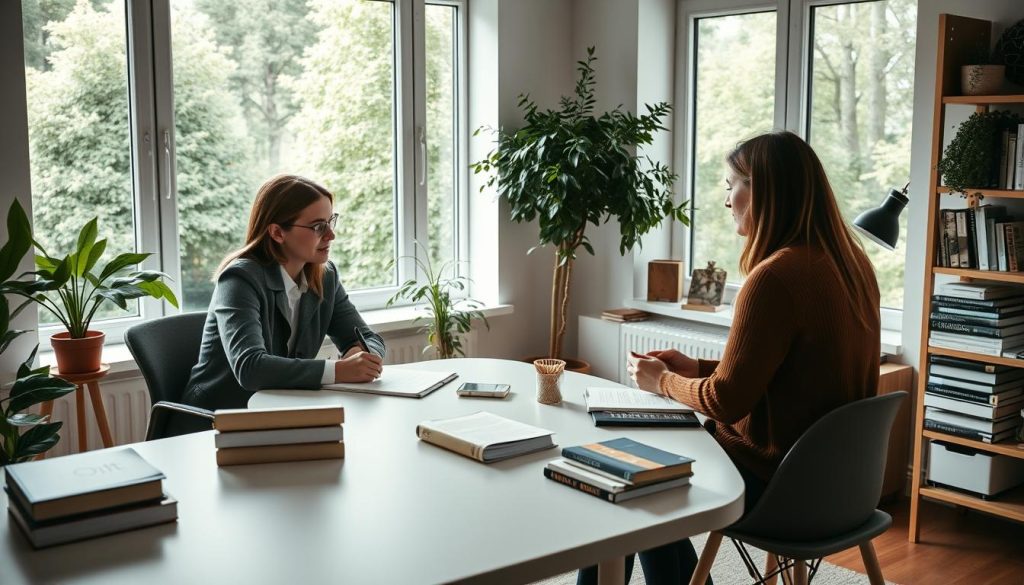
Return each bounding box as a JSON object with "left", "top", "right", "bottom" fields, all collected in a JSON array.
[{"left": 456, "top": 382, "right": 511, "bottom": 398}]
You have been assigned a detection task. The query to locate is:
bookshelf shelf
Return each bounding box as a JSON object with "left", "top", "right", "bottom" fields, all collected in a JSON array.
[
  {"left": 931, "top": 267, "right": 1024, "bottom": 283},
  {"left": 922, "top": 430, "right": 1024, "bottom": 460},
  {"left": 919, "top": 485, "right": 1024, "bottom": 523},
  {"left": 942, "top": 94, "right": 1024, "bottom": 105},
  {"left": 912, "top": 14, "right": 1024, "bottom": 543},
  {"left": 936, "top": 186, "right": 1024, "bottom": 199},
  {"left": 926, "top": 346, "right": 1024, "bottom": 369}
]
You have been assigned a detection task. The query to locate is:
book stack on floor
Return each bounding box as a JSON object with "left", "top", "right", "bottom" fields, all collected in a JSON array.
[
  {"left": 5, "top": 447, "right": 175, "bottom": 548},
  {"left": 584, "top": 386, "right": 700, "bottom": 427},
  {"left": 601, "top": 308, "right": 650, "bottom": 323},
  {"left": 214, "top": 405, "right": 345, "bottom": 466},
  {"left": 544, "top": 437, "right": 694, "bottom": 503},
  {"left": 927, "top": 282, "right": 1024, "bottom": 358},
  {"left": 924, "top": 355, "right": 1024, "bottom": 444}
]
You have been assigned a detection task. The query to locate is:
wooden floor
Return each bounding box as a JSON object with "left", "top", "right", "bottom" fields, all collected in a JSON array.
[{"left": 826, "top": 498, "right": 1024, "bottom": 585}]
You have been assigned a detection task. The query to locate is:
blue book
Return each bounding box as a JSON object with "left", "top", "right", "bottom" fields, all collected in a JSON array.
[{"left": 561, "top": 437, "right": 694, "bottom": 485}]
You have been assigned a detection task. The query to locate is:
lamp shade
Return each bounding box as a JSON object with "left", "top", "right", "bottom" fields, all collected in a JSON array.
[{"left": 853, "top": 187, "right": 909, "bottom": 251}]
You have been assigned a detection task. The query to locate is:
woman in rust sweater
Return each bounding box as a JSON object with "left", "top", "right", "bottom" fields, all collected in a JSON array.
[{"left": 580, "top": 131, "right": 881, "bottom": 585}]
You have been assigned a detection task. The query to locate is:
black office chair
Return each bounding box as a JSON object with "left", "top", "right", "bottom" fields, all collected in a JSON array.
[
  {"left": 124, "top": 312, "right": 215, "bottom": 440},
  {"left": 689, "top": 391, "right": 907, "bottom": 585}
]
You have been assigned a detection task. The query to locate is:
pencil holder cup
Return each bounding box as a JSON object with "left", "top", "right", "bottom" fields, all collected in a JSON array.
[{"left": 534, "top": 359, "right": 565, "bottom": 405}]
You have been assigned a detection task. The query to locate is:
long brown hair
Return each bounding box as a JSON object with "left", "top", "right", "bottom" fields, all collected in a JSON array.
[
  {"left": 727, "top": 131, "right": 877, "bottom": 328},
  {"left": 216, "top": 174, "right": 334, "bottom": 297}
]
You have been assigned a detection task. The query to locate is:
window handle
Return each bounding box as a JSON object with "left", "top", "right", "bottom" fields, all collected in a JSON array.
[
  {"left": 163, "top": 130, "right": 172, "bottom": 200},
  {"left": 144, "top": 132, "right": 155, "bottom": 200},
  {"left": 418, "top": 126, "right": 426, "bottom": 187}
]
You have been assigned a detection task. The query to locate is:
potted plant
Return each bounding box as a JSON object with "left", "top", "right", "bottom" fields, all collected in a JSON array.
[
  {"left": 1, "top": 201, "right": 77, "bottom": 465},
  {"left": 961, "top": 40, "right": 1005, "bottom": 96},
  {"left": 471, "top": 47, "right": 687, "bottom": 365},
  {"left": 386, "top": 245, "right": 488, "bottom": 359},
  {"left": 937, "top": 110, "right": 1023, "bottom": 194},
  {"left": 5, "top": 204, "right": 179, "bottom": 374}
]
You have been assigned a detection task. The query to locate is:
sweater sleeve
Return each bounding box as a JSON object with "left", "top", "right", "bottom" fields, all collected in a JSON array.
[
  {"left": 325, "top": 266, "right": 386, "bottom": 359},
  {"left": 660, "top": 266, "right": 797, "bottom": 424}
]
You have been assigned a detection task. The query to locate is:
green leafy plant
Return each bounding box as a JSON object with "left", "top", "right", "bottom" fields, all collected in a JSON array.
[
  {"left": 0, "top": 200, "right": 76, "bottom": 466},
  {"left": 471, "top": 47, "right": 687, "bottom": 359},
  {"left": 5, "top": 206, "right": 179, "bottom": 339},
  {"left": 937, "top": 110, "right": 1023, "bottom": 194},
  {"left": 386, "top": 246, "right": 488, "bottom": 359}
]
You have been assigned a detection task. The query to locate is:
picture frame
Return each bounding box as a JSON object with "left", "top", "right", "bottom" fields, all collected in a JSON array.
[{"left": 686, "top": 261, "right": 727, "bottom": 307}]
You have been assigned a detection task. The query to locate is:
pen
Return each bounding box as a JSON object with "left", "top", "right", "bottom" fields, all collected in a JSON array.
[{"left": 354, "top": 326, "right": 370, "bottom": 353}]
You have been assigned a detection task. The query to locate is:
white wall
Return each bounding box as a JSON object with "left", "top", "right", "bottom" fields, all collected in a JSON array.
[{"left": 902, "top": 1, "right": 1024, "bottom": 376}]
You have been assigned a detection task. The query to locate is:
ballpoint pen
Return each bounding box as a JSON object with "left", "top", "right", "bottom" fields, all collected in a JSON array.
[{"left": 354, "top": 326, "right": 370, "bottom": 353}]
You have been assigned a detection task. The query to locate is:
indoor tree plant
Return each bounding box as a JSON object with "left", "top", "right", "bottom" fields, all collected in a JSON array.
[
  {"left": 471, "top": 47, "right": 687, "bottom": 362},
  {"left": 0, "top": 200, "right": 76, "bottom": 465},
  {"left": 5, "top": 204, "right": 179, "bottom": 374},
  {"left": 386, "top": 245, "right": 488, "bottom": 359}
]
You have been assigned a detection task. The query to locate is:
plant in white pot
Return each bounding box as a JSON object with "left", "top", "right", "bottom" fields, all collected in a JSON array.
[
  {"left": 471, "top": 47, "right": 687, "bottom": 366},
  {"left": 5, "top": 207, "right": 179, "bottom": 374}
]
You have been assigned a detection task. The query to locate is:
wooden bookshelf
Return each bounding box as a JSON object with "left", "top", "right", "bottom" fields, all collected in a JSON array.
[{"left": 911, "top": 14, "right": 1024, "bottom": 543}]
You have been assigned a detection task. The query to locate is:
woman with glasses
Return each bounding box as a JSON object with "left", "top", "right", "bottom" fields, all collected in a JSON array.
[{"left": 181, "top": 174, "right": 385, "bottom": 430}]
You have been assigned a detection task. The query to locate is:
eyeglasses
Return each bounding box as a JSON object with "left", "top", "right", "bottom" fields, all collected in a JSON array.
[{"left": 282, "top": 213, "right": 338, "bottom": 237}]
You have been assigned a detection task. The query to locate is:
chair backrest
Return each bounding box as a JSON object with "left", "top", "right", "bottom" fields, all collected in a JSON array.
[
  {"left": 124, "top": 311, "right": 207, "bottom": 407},
  {"left": 729, "top": 391, "right": 907, "bottom": 541}
]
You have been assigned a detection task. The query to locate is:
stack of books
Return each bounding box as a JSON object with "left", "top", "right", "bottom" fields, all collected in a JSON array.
[
  {"left": 601, "top": 308, "right": 650, "bottom": 323},
  {"left": 927, "top": 282, "right": 1024, "bottom": 357},
  {"left": 544, "top": 437, "right": 694, "bottom": 503},
  {"left": 5, "top": 447, "right": 176, "bottom": 548},
  {"left": 924, "top": 355, "right": 1024, "bottom": 444},
  {"left": 584, "top": 386, "right": 700, "bottom": 427},
  {"left": 937, "top": 205, "right": 1024, "bottom": 271},
  {"left": 214, "top": 405, "right": 345, "bottom": 466}
]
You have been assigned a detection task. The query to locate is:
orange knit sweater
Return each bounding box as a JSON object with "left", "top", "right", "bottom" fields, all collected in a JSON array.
[{"left": 660, "top": 245, "right": 880, "bottom": 481}]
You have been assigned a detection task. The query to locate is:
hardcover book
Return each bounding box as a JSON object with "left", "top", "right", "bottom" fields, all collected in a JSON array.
[
  {"left": 415, "top": 411, "right": 555, "bottom": 463},
  {"left": 215, "top": 441, "right": 345, "bottom": 466},
  {"left": 543, "top": 459, "right": 692, "bottom": 503},
  {"left": 928, "top": 354, "right": 1013, "bottom": 374},
  {"left": 214, "top": 405, "right": 345, "bottom": 432},
  {"left": 4, "top": 447, "right": 164, "bottom": 522},
  {"left": 7, "top": 493, "right": 177, "bottom": 549},
  {"left": 214, "top": 425, "right": 345, "bottom": 449},
  {"left": 561, "top": 437, "right": 694, "bottom": 485},
  {"left": 590, "top": 411, "right": 701, "bottom": 427}
]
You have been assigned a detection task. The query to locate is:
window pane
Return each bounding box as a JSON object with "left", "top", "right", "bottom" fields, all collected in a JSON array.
[
  {"left": 690, "top": 12, "right": 776, "bottom": 283},
  {"left": 22, "top": 0, "right": 139, "bottom": 325},
  {"left": 172, "top": 0, "right": 398, "bottom": 310},
  {"left": 426, "top": 3, "right": 457, "bottom": 273},
  {"left": 807, "top": 0, "right": 917, "bottom": 309}
]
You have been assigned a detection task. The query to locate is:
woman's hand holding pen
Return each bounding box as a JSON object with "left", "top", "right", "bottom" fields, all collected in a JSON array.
[{"left": 336, "top": 348, "right": 383, "bottom": 382}]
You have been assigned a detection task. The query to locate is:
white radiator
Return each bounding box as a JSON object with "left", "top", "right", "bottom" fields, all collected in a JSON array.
[
  {"left": 20, "top": 329, "right": 478, "bottom": 456},
  {"left": 617, "top": 320, "right": 728, "bottom": 385}
]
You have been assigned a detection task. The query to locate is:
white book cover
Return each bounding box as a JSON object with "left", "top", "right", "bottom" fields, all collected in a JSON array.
[
  {"left": 416, "top": 411, "right": 555, "bottom": 462},
  {"left": 4, "top": 447, "right": 164, "bottom": 504},
  {"left": 928, "top": 337, "right": 1016, "bottom": 357},
  {"left": 935, "top": 281, "right": 1023, "bottom": 300},
  {"left": 584, "top": 387, "right": 693, "bottom": 413},
  {"left": 214, "top": 425, "right": 344, "bottom": 448},
  {"left": 323, "top": 368, "right": 457, "bottom": 398}
]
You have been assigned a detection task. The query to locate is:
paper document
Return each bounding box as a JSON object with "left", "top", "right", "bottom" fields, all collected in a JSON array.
[
  {"left": 323, "top": 368, "right": 457, "bottom": 398},
  {"left": 584, "top": 387, "right": 693, "bottom": 413}
]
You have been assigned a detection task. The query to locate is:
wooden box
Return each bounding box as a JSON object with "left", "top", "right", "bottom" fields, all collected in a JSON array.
[{"left": 647, "top": 260, "right": 684, "bottom": 302}]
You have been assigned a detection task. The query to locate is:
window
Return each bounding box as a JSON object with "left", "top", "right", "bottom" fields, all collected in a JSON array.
[
  {"left": 682, "top": 0, "right": 916, "bottom": 311},
  {"left": 20, "top": 0, "right": 465, "bottom": 335}
]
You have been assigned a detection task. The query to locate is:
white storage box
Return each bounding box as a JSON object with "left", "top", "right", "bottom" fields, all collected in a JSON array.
[{"left": 928, "top": 441, "right": 1024, "bottom": 497}]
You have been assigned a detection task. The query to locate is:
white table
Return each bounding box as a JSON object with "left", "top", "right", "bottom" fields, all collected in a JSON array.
[{"left": 0, "top": 358, "right": 743, "bottom": 585}]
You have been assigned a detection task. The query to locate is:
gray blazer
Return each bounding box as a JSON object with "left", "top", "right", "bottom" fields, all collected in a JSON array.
[{"left": 184, "top": 259, "right": 386, "bottom": 410}]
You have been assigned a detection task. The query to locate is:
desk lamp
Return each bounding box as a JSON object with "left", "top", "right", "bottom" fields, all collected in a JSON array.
[{"left": 853, "top": 182, "right": 910, "bottom": 250}]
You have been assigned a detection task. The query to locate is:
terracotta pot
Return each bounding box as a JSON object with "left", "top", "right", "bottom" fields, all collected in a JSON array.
[
  {"left": 522, "top": 356, "right": 591, "bottom": 375},
  {"left": 961, "top": 64, "right": 1005, "bottom": 95},
  {"left": 50, "top": 330, "right": 105, "bottom": 374}
]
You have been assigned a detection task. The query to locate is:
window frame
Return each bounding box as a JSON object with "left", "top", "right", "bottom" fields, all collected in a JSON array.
[
  {"left": 27, "top": 0, "right": 469, "bottom": 345},
  {"left": 675, "top": 0, "right": 907, "bottom": 327}
]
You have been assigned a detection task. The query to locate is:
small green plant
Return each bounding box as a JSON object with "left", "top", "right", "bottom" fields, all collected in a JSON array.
[
  {"left": 937, "top": 110, "right": 1023, "bottom": 194},
  {"left": 5, "top": 210, "right": 179, "bottom": 338},
  {"left": 0, "top": 200, "right": 76, "bottom": 466},
  {"left": 471, "top": 46, "right": 686, "bottom": 359},
  {"left": 386, "top": 246, "right": 488, "bottom": 359}
]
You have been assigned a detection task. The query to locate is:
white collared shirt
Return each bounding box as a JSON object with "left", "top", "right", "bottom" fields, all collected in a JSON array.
[{"left": 279, "top": 265, "right": 337, "bottom": 384}]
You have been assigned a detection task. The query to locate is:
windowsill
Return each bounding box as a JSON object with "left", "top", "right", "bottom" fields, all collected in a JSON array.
[
  {"left": 36, "top": 303, "right": 515, "bottom": 377},
  {"left": 624, "top": 298, "right": 904, "bottom": 356}
]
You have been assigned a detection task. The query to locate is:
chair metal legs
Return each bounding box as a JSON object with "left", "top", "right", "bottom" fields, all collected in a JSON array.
[
  {"left": 859, "top": 541, "right": 885, "bottom": 585},
  {"left": 688, "top": 531, "right": 722, "bottom": 585}
]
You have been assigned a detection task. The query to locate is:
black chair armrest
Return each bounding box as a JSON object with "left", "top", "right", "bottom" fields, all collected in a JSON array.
[{"left": 146, "top": 401, "right": 215, "bottom": 441}]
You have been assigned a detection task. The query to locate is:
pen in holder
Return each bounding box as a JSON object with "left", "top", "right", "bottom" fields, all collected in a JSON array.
[{"left": 534, "top": 359, "right": 565, "bottom": 405}]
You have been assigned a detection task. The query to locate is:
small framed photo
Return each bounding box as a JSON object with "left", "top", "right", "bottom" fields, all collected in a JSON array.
[{"left": 686, "top": 261, "right": 727, "bottom": 307}]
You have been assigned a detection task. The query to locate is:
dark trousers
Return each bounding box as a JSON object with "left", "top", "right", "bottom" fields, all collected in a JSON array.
[{"left": 575, "top": 460, "right": 767, "bottom": 585}]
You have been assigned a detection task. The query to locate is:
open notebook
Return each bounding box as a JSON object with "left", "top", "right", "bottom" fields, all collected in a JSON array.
[
  {"left": 322, "top": 368, "right": 458, "bottom": 398},
  {"left": 584, "top": 387, "right": 693, "bottom": 413}
]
